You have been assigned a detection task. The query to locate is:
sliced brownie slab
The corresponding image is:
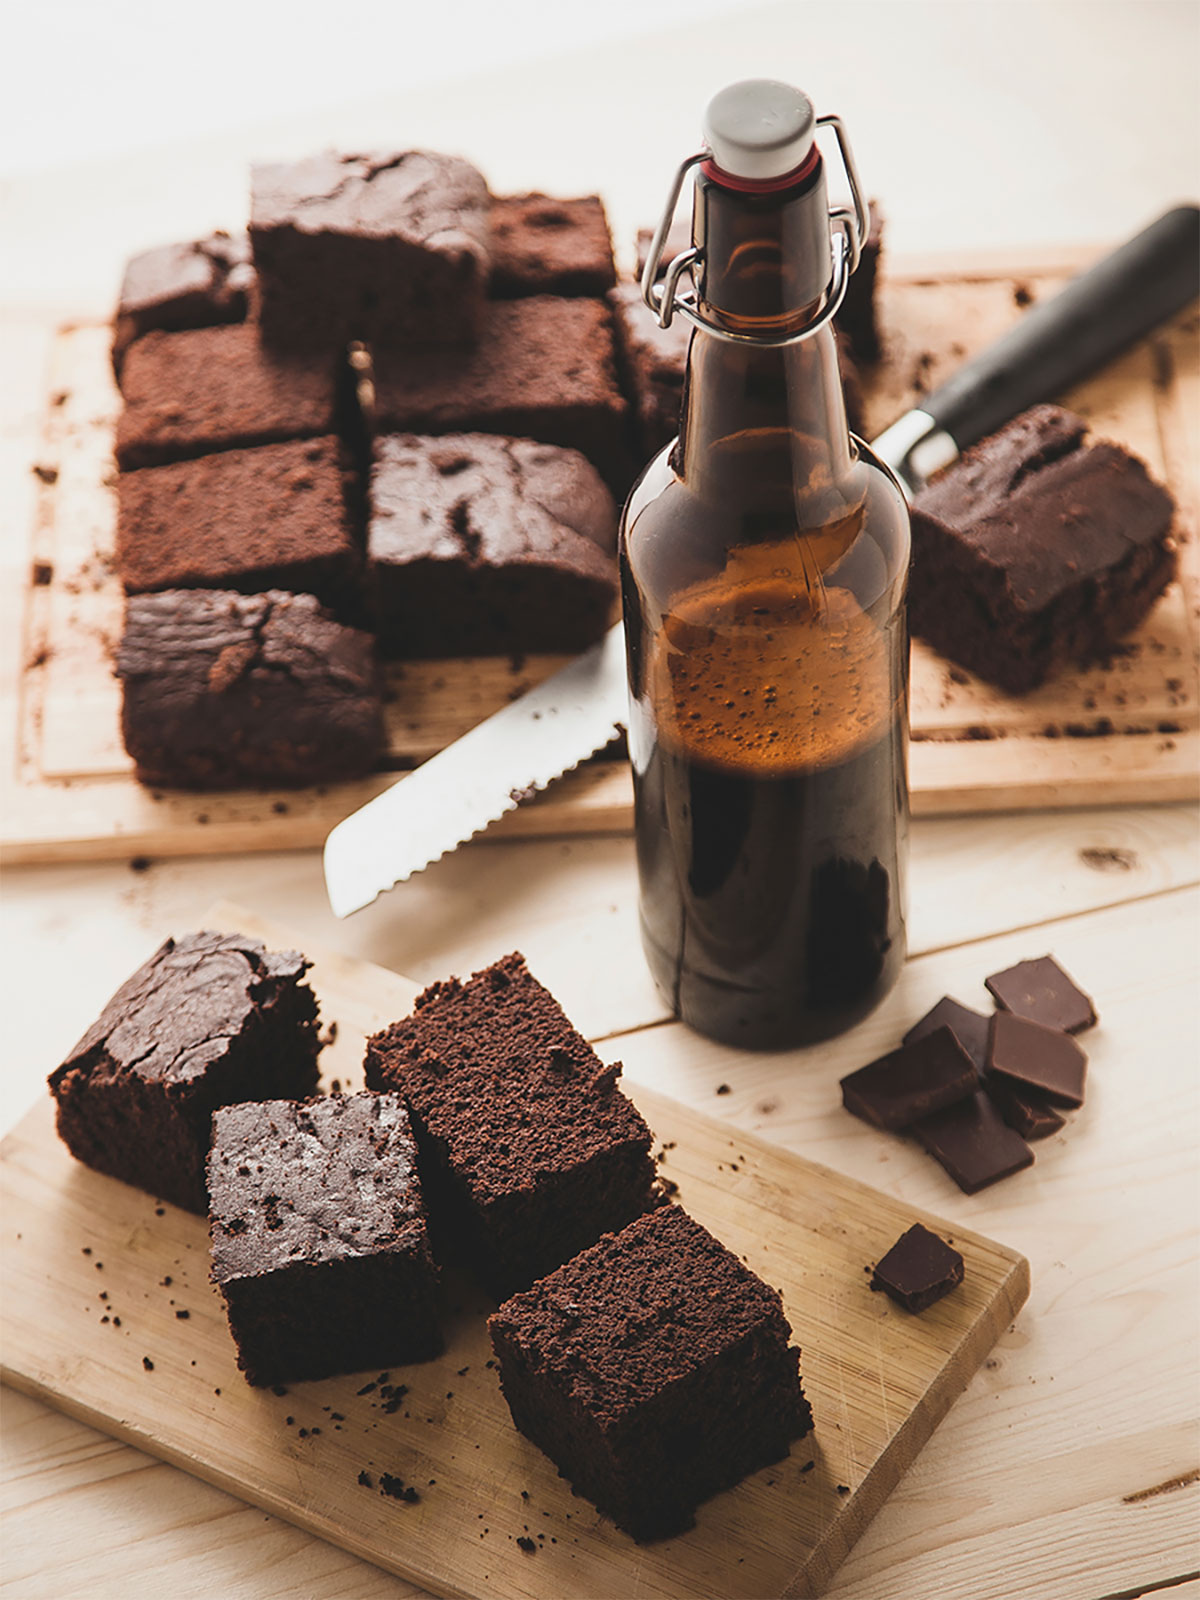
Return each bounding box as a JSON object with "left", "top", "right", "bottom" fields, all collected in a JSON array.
[
  {"left": 115, "top": 323, "right": 346, "bottom": 471},
  {"left": 209, "top": 1092, "right": 442, "bottom": 1387},
  {"left": 488, "top": 1204, "right": 812, "bottom": 1541},
  {"left": 117, "top": 436, "right": 361, "bottom": 613},
  {"left": 48, "top": 931, "right": 321, "bottom": 1213},
  {"left": 364, "top": 952, "right": 657, "bottom": 1300},
  {"left": 118, "top": 589, "right": 384, "bottom": 790},
  {"left": 368, "top": 431, "right": 618, "bottom": 657}
]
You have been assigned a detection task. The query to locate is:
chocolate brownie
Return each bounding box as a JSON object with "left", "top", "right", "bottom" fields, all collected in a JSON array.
[
  {"left": 636, "top": 197, "right": 884, "bottom": 362},
  {"left": 609, "top": 282, "right": 864, "bottom": 461},
  {"left": 364, "top": 297, "right": 634, "bottom": 493},
  {"left": 208, "top": 1092, "right": 442, "bottom": 1386},
  {"left": 490, "top": 193, "right": 616, "bottom": 298},
  {"left": 488, "top": 1204, "right": 812, "bottom": 1541},
  {"left": 115, "top": 324, "right": 346, "bottom": 471},
  {"left": 48, "top": 931, "right": 320, "bottom": 1213},
  {"left": 368, "top": 432, "right": 618, "bottom": 657},
  {"left": 112, "top": 232, "right": 254, "bottom": 381},
  {"left": 250, "top": 149, "right": 491, "bottom": 351},
  {"left": 910, "top": 406, "right": 1177, "bottom": 694},
  {"left": 117, "top": 436, "right": 361, "bottom": 613},
  {"left": 117, "top": 589, "right": 384, "bottom": 790},
  {"left": 364, "top": 952, "right": 657, "bottom": 1300}
]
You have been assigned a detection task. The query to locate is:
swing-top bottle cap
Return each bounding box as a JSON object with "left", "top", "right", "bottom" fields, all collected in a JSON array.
[{"left": 702, "top": 80, "right": 816, "bottom": 182}]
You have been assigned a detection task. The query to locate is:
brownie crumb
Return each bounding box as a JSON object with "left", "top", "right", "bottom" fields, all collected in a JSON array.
[
  {"left": 161, "top": 1276, "right": 172, "bottom": 1286},
  {"left": 379, "top": 1474, "right": 419, "bottom": 1503},
  {"left": 1013, "top": 282, "right": 1034, "bottom": 307},
  {"left": 837, "top": 1484, "right": 851, "bottom": 1495},
  {"left": 174, "top": 1309, "right": 190, "bottom": 1319},
  {"left": 142, "top": 1357, "right": 154, "bottom": 1371},
  {"left": 33, "top": 463, "right": 59, "bottom": 484},
  {"left": 800, "top": 1459, "right": 816, "bottom": 1473},
  {"left": 81, "top": 1247, "right": 92, "bottom": 1256},
  {"left": 358, "top": 1470, "right": 374, "bottom": 1488},
  {"left": 516, "top": 1536, "right": 537, "bottom": 1554},
  {"left": 32, "top": 560, "right": 54, "bottom": 586},
  {"left": 112, "top": 1316, "right": 121, "bottom": 1327},
  {"left": 129, "top": 856, "right": 152, "bottom": 873},
  {"left": 271, "top": 1385, "right": 289, "bottom": 1396},
  {"left": 715, "top": 1083, "right": 731, "bottom": 1096}
]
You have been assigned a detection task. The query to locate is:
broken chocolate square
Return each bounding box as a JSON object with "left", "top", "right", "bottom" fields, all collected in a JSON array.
[
  {"left": 912, "top": 1090, "right": 1034, "bottom": 1194},
  {"left": 984, "top": 955, "right": 1097, "bottom": 1034},
  {"left": 840, "top": 1026, "right": 978, "bottom": 1131},
  {"left": 870, "top": 1223, "right": 964, "bottom": 1313},
  {"left": 988, "top": 1011, "right": 1087, "bottom": 1109},
  {"left": 903, "top": 996, "right": 991, "bottom": 1075},
  {"left": 984, "top": 1073, "right": 1066, "bottom": 1141}
]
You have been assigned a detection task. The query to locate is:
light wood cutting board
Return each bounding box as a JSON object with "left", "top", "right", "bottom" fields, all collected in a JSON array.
[
  {"left": 0, "top": 903, "right": 1029, "bottom": 1599},
  {"left": 4, "top": 256, "right": 1198, "bottom": 865}
]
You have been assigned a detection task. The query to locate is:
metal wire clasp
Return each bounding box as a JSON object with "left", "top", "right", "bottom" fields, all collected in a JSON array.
[{"left": 639, "top": 115, "right": 870, "bottom": 350}]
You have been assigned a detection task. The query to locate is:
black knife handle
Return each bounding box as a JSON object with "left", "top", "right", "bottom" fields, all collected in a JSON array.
[{"left": 923, "top": 204, "right": 1200, "bottom": 451}]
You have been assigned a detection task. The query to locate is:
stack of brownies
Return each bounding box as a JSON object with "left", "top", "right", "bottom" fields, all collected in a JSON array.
[
  {"left": 109, "top": 147, "right": 889, "bottom": 792},
  {"left": 50, "top": 930, "right": 814, "bottom": 1542}
]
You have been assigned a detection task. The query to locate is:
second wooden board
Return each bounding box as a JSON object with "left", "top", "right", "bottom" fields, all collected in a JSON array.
[{"left": 0, "top": 903, "right": 1029, "bottom": 1599}]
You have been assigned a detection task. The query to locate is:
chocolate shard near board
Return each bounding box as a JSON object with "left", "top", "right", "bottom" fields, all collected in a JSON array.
[
  {"left": 912, "top": 1089, "right": 1034, "bottom": 1194},
  {"left": 987, "top": 1011, "right": 1087, "bottom": 1109},
  {"left": 870, "top": 1223, "right": 964, "bottom": 1313},
  {"left": 984, "top": 955, "right": 1098, "bottom": 1034},
  {"left": 984, "top": 1072, "right": 1066, "bottom": 1141},
  {"left": 902, "top": 996, "right": 991, "bottom": 1075},
  {"left": 840, "top": 1026, "right": 978, "bottom": 1131}
]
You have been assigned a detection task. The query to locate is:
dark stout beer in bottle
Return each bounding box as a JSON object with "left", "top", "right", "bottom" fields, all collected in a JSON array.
[{"left": 620, "top": 81, "right": 910, "bottom": 1049}]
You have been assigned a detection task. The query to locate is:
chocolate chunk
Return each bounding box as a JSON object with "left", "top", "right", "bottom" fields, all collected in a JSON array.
[
  {"left": 985, "top": 955, "right": 1097, "bottom": 1034},
  {"left": 903, "top": 996, "right": 990, "bottom": 1074},
  {"left": 840, "top": 1026, "right": 977, "bottom": 1130},
  {"left": 984, "top": 1072, "right": 1066, "bottom": 1140},
  {"left": 987, "top": 1011, "right": 1087, "bottom": 1108},
  {"left": 870, "top": 1224, "right": 964, "bottom": 1313},
  {"left": 912, "top": 1090, "right": 1034, "bottom": 1194}
]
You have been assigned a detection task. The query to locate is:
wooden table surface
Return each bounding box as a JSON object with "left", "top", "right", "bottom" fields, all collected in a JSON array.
[{"left": 3, "top": 6, "right": 1199, "bottom": 1596}]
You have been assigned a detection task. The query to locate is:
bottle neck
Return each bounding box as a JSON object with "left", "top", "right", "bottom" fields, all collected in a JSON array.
[{"left": 675, "top": 160, "right": 854, "bottom": 508}]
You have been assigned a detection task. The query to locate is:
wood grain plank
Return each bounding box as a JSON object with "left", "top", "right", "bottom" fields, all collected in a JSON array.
[
  {"left": 0, "top": 902, "right": 1029, "bottom": 1600},
  {"left": 5, "top": 262, "right": 1198, "bottom": 864}
]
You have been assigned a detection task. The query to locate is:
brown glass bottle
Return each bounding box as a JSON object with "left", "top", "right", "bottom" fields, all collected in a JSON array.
[{"left": 620, "top": 127, "right": 910, "bottom": 1050}]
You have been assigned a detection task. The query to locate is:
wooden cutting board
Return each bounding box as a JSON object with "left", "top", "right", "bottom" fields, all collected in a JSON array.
[
  {"left": 0, "top": 903, "right": 1029, "bottom": 1599},
  {"left": 4, "top": 256, "right": 1196, "bottom": 865}
]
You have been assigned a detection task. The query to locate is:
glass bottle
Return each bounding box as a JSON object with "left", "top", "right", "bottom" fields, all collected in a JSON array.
[{"left": 619, "top": 81, "right": 910, "bottom": 1050}]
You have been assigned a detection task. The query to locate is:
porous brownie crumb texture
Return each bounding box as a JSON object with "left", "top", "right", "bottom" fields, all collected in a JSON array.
[
  {"left": 48, "top": 932, "right": 321, "bottom": 1213},
  {"left": 117, "top": 436, "right": 361, "bottom": 613},
  {"left": 488, "top": 1205, "right": 812, "bottom": 1541},
  {"left": 112, "top": 231, "right": 254, "bottom": 380},
  {"left": 117, "top": 588, "right": 384, "bottom": 790},
  {"left": 368, "top": 431, "right": 618, "bottom": 657},
  {"left": 365, "top": 952, "right": 658, "bottom": 1298},
  {"left": 208, "top": 1092, "right": 442, "bottom": 1386},
  {"left": 489, "top": 193, "right": 616, "bottom": 299}
]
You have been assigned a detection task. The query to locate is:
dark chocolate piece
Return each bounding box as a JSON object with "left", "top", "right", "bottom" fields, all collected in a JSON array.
[
  {"left": 116, "top": 436, "right": 361, "bottom": 614},
  {"left": 367, "top": 432, "right": 618, "bottom": 658},
  {"left": 48, "top": 931, "right": 321, "bottom": 1212},
  {"left": 870, "top": 1223, "right": 964, "bottom": 1313},
  {"left": 112, "top": 232, "right": 254, "bottom": 380},
  {"left": 912, "top": 1090, "right": 1034, "bottom": 1194},
  {"left": 903, "top": 996, "right": 991, "bottom": 1075},
  {"left": 115, "top": 324, "right": 346, "bottom": 472},
  {"left": 489, "top": 194, "right": 616, "bottom": 298},
  {"left": 840, "top": 1026, "right": 978, "bottom": 1130},
  {"left": 250, "top": 149, "right": 491, "bottom": 351},
  {"left": 910, "top": 406, "right": 1177, "bottom": 694},
  {"left": 984, "top": 1073, "right": 1066, "bottom": 1141},
  {"left": 488, "top": 1204, "right": 812, "bottom": 1541},
  {"left": 364, "top": 297, "right": 634, "bottom": 493},
  {"left": 208, "top": 1092, "right": 442, "bottom": 1386},
  {"left": 364, "top": 952, "right": 658, "bottom": 1300},
  {"left": 987, "top": 1011, "right": 1087, "bottom": 1109},
  {"left": 118, "top": 589, "right": 384, "bottom": 790},
  {"left": 984, "top": 954, "right": 1098, "bottom": 1034}
]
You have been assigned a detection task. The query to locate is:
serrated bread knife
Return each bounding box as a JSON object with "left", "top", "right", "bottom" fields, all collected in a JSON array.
[{"left": 324, "top": 206, "right": 1198, "bottom": 916}]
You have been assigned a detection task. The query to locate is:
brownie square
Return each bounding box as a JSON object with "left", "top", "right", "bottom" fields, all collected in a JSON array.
[
  {"left": 608, "top": 282, "right": 864, "bottom": 460},
  {"left": 48, "top": 931, "right": 321, "bottom": 1213},
  {"left": 364, "top": 297, "right": 634, "bottom": 493},
  {"left": 115, "top": 324, "right": 346, "bottom": 471},
  {"left": 112, "top": 232, "right": 254, "bottom": 381},
  {"left": 364, "top": 952, "right": 658, "bottom": 1300},
  {"left": 910, "top": 405, "right": 1177, "bottom": 694},
  {"left": 489, "top": 193, "right": 616, "bottom": 298},
  {"left": 488, "top": 1205, "right": 813, "bottom": 1541},
  {"left": 116, "top": 436, "right": 361, "bottom": 613},
  {"left": 368, "top": 432, "right": 618, "bottom": 657},
  {"left": 208, "top": 1092, "right": 442, "bottom": 1386},
  {"left": 117, "top": 589, "right": 385, "bottom": 790},
  {"left": 250, "top": 149, "right": 491, "bottom": 352}
]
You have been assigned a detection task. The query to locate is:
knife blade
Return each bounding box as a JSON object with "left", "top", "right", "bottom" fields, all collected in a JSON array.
[
  {"left": 324, "top": 622, "right": 628, "bottom": 917},
  {"left": 325, "top": 206, "right": 1198, "bottom": 916}
]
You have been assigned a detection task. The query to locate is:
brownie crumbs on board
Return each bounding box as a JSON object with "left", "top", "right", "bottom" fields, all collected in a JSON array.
[
  {"left": 516, "top": 1536, "right": 537, "bottom": 1554},
  {"left": 379, "top": 1474, "right": 420, "bottom": 1503}
]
